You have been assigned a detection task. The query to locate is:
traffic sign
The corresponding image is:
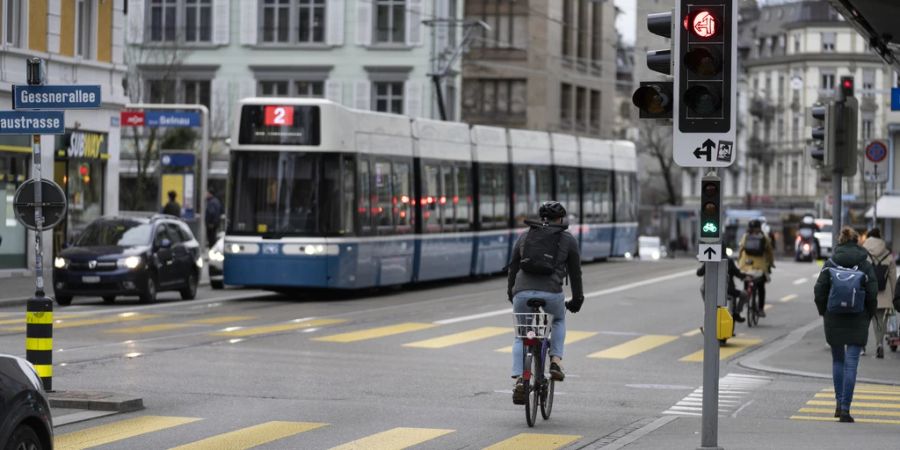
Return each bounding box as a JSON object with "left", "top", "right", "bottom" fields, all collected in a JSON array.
[
  {"left": 0, "top": 111, "right": 64, "bottom": 134},
  {"left": 120, "top": 111, "right": 145, "bottom": 127},
  {"left": 13, "top": 85, "right": 101, "bottom": 109},
  {"left": 146, "top": 111, "right": 201, "bottom": 127},
  {"left": 683, "top": 138, "right": 734, "bottom": 165},
  {"left": 13, "top": 179, "right": 67, "bottom": 231},
  {"left": 865, "top": 140, "right": 887, "bottom": 163},
  {"left": 892, "top": 87, "right": 900, "bottom": 111},
  {"left": 697, "top": 244, "right": 721, "bottom": 262}
]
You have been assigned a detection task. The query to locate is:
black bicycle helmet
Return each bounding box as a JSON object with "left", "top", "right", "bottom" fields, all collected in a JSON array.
[
  {"left": 539, "top": 201, "right": 566, "bottom": 220},
  {"left": 748, "top": 219, "right": 762, "bottom": 230}
]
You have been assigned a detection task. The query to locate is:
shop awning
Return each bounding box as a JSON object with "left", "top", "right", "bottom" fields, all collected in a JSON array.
[{"left": 865, "top": 195, "right": 900, "bottom": 218}]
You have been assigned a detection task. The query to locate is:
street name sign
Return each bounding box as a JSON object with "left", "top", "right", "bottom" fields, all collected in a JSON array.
[
  {"left": 697, "top": 243, "right": 721, "bottom": 262},
  {"left": 0, "top": 111, "right": 64, "bottom": 134},
  {"left": 146, "top": 111, "right": 201, "bottom": 127},
  {"left": 12, "top": 85, "right": 101, "bottom": 109}
]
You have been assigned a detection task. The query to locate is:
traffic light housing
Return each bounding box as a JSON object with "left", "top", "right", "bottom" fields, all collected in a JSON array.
[
  {"left": 835, "top": 98, "right": 859, "bottom": 177},
  {"left": 699, "top": 175, "right": 721, "bottom": 242},
  {"left": 809, "top": 103, "right": 834, "bottom": 170},
  {"left": 632, "top": 11, "right": 674, "bottom": 119}
]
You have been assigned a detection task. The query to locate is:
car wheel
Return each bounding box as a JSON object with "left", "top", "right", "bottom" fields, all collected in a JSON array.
[
  {"left": 55, "top": 295, "right": 72, "bottom": 306},
  {"left": 102, "top": 296, "right": 115, "bottom": 304},
  {"left": 5, "top": 424, "right": 43, "bottom": 450},
  {"left": 139, "top": 276, "right": 157, "bottom": 304},
  {"left": 210, "top": 280, "right": 224, "bottom": 290},
  {"left": 180, "top": 273, "right": 198, "bottom": 300}
]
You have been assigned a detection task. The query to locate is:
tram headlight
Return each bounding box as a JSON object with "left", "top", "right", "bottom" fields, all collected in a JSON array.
[{"left": 303, "top": 245, "right": 326, "bottom": 255}]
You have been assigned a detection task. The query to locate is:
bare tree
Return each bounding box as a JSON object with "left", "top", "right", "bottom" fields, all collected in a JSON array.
[{"left": 639, "top": 121, "right": 680, "bottom": 206}]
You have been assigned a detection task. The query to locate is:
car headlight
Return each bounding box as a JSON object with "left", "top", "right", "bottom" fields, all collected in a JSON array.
[
  {"left": 208, "top": 248, "right": 224, "bottom": 262},
  {"left": 196, "top": 257, "right": 204, "bottom": 268},
  {"left": 117, "top": 256, "right": 142, "bottom": 269},
  {"left": 651, "top": 250, "right": 660, "bottom": 260},
  {"left": 54, "top": 257, "right": 67, "bottom": 269}
]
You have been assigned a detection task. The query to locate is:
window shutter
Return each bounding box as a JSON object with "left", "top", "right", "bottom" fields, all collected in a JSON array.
[
  {"left": 353, "top": 81, "right": 371, "bottom": 110},
  {"left": 213, "top": 0, "right": 230, "bottom": 45},
  {"left": 239, "top": 78, "right": 256, "bottom": 101},
  {"left": 240, "top": 0, "right": 258, "bottom": 45},
  {"left": 435, "top": 0, "right": 448, "bottom": 51},
  {"left": 126, "top": 0, "right": 145, "bottom": 44},
  {"left": 211, "top": 78, "right": 230, "bottom": 137},
  {"left": 405, "top": 0, "right": 423, "bottom": 47},
  {"left": 325, "top": 80, "right": 343, "bottom": 104},
  {"left": 326, "top": 0, "right": 344, "bottom": 46},
  {"left": 355, "top": 0, "right": 371, "bottom": 46},
  {"left": 404, "top": 80, "right": 422, "bottom": 117}
]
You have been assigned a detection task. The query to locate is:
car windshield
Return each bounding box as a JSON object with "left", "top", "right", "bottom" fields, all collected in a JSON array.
[
  {"left": 76, "top": 221, "right": 153, "bottom": 247},
  {"left": 818, "top": 224, "right": 833, "bottom": 233}
]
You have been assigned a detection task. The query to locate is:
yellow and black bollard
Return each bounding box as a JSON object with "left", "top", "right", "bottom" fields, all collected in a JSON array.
[{"left": 25, "top": 295, "right": 53, "bottom": 391}]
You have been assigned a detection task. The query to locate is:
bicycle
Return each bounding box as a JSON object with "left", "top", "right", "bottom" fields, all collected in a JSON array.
[
  {"left": 513, "top": 298, "right": 555, "bottom": 427},
  {"left": 743, "top": 271, "right": 765, "bottom": 327}
]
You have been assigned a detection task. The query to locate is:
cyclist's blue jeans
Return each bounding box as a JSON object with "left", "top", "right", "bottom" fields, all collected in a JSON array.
[
  {"left": 511, "top": 290, "right": 566, "bottom": 377},
  {"left": 831, "top": 344, "right": 862, "bottom": 411}
]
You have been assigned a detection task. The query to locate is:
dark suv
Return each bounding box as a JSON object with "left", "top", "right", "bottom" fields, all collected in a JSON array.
[{"left": 52, "top": 215, "right": 201, "bottom": 306}]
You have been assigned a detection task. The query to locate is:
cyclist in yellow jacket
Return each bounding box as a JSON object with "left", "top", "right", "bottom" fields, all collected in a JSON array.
[{"left": 738, "top": 219, "right": 775, "bottom": 316}]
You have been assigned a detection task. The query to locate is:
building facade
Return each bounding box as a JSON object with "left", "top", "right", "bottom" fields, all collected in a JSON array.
[
  {"left": 461, "top": 0, "right": 617, "bottom": 138},
  {"left": 0, "top": 0, "right": 126, "bottom": 276}
]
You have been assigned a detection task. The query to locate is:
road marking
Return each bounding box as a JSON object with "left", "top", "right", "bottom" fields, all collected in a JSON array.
[
  {"left": 779, "top": 294, "right": 798, "bottom": 303},
  {"left": 54, "top": 415, "right": 201, "bottom": 450},
  {"left": 679, "top": 338, "right": 762, "bottom": 362},
  {"left": 105, "top": 323, "right": 193, "bottom": 334},
  {"left": 170, "top": 421, "right": 327, "bottom": 450},
  {"left": 484, "top": 433, "right": 581, "bottom": 450},
  {"left": 494, "top": 330, "right": 597, "bottom": 353},
  {"left": 210, "top": 319, "right": 346, "bottom": 337},
  {"left": 188, "top": 315, "right": 257, "bottom": 325},
  {"left": 434, "top": 309, "right": 512, "bottom": 325},
  {"left": 764, "top": 304, "right": 774, "bottom": 311},
  {"left": 815, "top": 392, "right": 900, "bottom": 401},
  {"left": 587, "top": 335, "right": 679, "bottom": 360},
  {"left": 682, "top": 328, "right": 702, "bottom": 337},
  {"left": 329, "top": 427, "right": 454, "bottom": 450},
  {"left": 403, "top": 327, "right": 509, "bottom": 349},
  {"left": 807, "top": 400, "right": 900, "bottom": 409},
  {"left": 791, "top": 415, "right": 900, "bottom": 425},
  {"left": 1, "top": 313, "right": 164, "bottom": 332},
  {"left": 800, "top": 408, "right": 900, "bottom": 417},
  {"left": 663, "top": 373, "right": 771, "bottom": 417},
  {"left": 793, "top": 278, "right": 808, "bottom": 285},
  {"left": 314, "top": 322, "right": 437, "bottom": 343}
]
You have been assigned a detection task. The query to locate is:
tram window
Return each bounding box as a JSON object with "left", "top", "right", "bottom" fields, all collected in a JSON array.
[
  {"left": 555, "top": 167, "right": 580, "bottom": 223},
  {"left": 358, "top": 159, "right": 372, "bottom": 235},
  {"left": 341, "top": 156, "right": 355, "bottom": 235},
  {"left": 422, "top": 163, "right": 442, "bottom": 233},
  {"left": 374, "top": 160, "right": 394, "bottom": 234},
  {"left": 480, "top": 165, "right": 509, "bottom": 231},
  {"left": 456, "top": 165, "right": 472, "bottom": 231},
  {"left": 441, "top": 165, "right": 456, "bottom": 228},
  {"left": 393, "top": 161, "right": 412, "bottom": 233},
  {"left": 513, "top": 166, "right": 528, "bottom": 225},
  {"left": 583, "top": 169, "right": 611, "bottom": 224},
  {"left": 615, "top": 173, "right": 637, "bottom": 222},
  {"left": 322, "top": 156, "right": 343, "bottom": 234}
]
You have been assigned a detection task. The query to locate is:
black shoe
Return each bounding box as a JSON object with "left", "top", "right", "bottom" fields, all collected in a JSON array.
[
  {"left": 834, "top": 407, "right": 841, "bottom": 418},
  {"left": 512, "top": 378, "right": 525, "bottom": 405},
  {"left": 549, "top": 362, "right": 565, "bottom": 381},
  {"left": 861, "top": 347, "right": 867, "bottom": 356},
  {"left": 758, "top": 309, "right": 767, "bottom": 318},
  {"left": 734, "top": 314, "right": 745, "bottom": 323},
  {"left": 839, "top": 412, "right": 855, "bottom": 423},
  {"left": 877, "top": 346, "right": 884, "bottom": 359}
]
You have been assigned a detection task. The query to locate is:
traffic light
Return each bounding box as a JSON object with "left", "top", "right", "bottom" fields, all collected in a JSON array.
[
  {"left": 809, "top": 103, "right": 834, "bottom": 170},
  {"left": 834, "top": 76, "right": 859, "bottom": 176},
  {"left": 672, "top": 0, "right": 737, "bottom": 167},
  {"left": 632, "top": 11, "right": 674, "bottom": 119},
  {"left": 699, "top": 175, "right": 721, "bottom": 242}
]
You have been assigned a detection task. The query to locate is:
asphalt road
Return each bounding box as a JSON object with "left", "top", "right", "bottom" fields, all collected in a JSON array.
[{"left": 1, "top": 258, "right": 898, "bottom": 449}]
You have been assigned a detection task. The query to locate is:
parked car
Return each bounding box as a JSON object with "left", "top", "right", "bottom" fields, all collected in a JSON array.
[
  {"left": 0, "top": 355, "right": 53, "bottom": 450},
  {"left": 52, "top": 215, "right": 202, "bottom": 306},
  {"left": 814, "top": 218, "right": 833, "bottom": 259},
  {"left": 638, "top": 236, "right": 666, "bottom": 260},
  {"left": 208, "top": 233, "right": 224, "bottom": 290}
]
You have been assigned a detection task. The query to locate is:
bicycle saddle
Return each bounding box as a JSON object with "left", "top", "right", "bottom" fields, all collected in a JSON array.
[{"left": 526, "top": 298, "right": 547, "bottom": 308}]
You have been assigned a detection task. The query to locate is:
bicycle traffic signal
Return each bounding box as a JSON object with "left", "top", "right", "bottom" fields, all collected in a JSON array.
[
  {"left": 699, "top": 175, "right": 722, "bottom": 242},
  {"left": 632, "top": 12, "right": 674, "bottom": 119}
]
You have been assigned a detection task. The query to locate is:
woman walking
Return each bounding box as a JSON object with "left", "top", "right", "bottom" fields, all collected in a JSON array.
[
  {"left": 814, "top": 227, "right": 878, "bottom": 423},
  {"left": 862, "top": 228, "right": 896, "bottom": 359}
]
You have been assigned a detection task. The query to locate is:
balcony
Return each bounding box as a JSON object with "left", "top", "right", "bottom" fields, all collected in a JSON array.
[
  {"left": 749, "top": 98, "right": 776, "bottom": 120},
  {"left": 747, "top": 137, "right": 775, "bottom": 165}
]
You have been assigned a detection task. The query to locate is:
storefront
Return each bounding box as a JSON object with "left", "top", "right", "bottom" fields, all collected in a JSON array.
[
  {"left": 54, "top": 131, "right": 108, "bottom": 251},
  {"left": 0, "top": 136, "right": 31, "bottom": 270}
]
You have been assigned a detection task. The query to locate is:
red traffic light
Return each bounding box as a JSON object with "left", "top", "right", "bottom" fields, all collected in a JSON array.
[
  {"left": 843, "top": 79, "right": 853, "bottom": 89},
  {"left": 684, "top": 10, "right": 719, "bottom": 39}
]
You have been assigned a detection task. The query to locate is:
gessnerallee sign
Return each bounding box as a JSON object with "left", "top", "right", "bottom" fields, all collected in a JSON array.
[{"left": 12, "top": 85, "right": 102, "bottom": 110}]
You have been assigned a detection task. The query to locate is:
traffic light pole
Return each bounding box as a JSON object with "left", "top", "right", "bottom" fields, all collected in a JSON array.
[{"left": 700, "top": 258, "right": 722, "bottom": 450}]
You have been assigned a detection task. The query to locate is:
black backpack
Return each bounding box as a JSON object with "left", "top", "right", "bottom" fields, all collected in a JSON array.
[
  {"left": 744, "top": 234, "right": 765, "bottom": 256},
  {"left": 519, "top": 221, "right": 565, "bottom": 275},
  {"left": 868, "top": 251, "right": 891, "bottom": 292}
]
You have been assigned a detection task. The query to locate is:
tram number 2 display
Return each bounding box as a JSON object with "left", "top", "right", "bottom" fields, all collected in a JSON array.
[{"left": 264, "top": 105, "right": 294, "bottom": 126}]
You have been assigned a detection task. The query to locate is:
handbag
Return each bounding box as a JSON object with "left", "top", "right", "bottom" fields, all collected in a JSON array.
[{"left": 886, "top": 313, "right": 899, "bottom": 335}]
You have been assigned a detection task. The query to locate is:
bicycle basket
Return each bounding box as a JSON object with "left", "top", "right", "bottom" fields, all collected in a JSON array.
[{"left": 513, "top": 312, "right": 552, "bottom": 339}]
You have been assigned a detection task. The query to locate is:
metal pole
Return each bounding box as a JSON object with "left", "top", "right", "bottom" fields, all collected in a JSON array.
[
  {"left": 833, "top": 172, "right": 843, "bottom": 242},
  {"left": 432, "top": 75, "right": 448, "bottom": 121},
  {"left": 32, "top": 133, "right": 44, "bottom": 296},
  {"left": 199, "top": 106, "right": 209, "bottom": 249},
  {"left": 874, "top": 166, "right": 879, "bottom": 227},
  {"left": 700, "top": 260, "right": 723, "bottom": 450}
]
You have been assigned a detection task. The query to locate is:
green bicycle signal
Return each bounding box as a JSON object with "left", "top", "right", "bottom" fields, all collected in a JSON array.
[{"left": 702, "top": 222, "right": 718, "bottom": 234}]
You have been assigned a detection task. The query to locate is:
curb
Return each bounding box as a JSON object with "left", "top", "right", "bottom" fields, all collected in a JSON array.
[{"left": 48, "top": 391, "right": 144, "bottom": 413}]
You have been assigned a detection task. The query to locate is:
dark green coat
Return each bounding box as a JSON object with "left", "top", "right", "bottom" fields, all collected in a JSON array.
[{"left": 814, "top": 242, "right": 877, "bottom": 346}]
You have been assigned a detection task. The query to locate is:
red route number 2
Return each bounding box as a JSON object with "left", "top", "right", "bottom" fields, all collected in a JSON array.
[{"left": 264, "top": 106, "right": 293, "bottom": 126}]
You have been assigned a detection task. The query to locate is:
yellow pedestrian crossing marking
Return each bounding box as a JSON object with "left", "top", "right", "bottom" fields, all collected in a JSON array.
[
  {"left": 682, "top": 328, "right": 702, "bottom": 337},
  {"left": 495, "top": 331, "right": 597, "bottom": 353},
  {"left": 800, "top": 408, "right": 900, "bottom": 417},
  {"left": 55, "top": 415, "right": 201, "bottom": 450},
  {"left": 791, "top": 415, "right": 900, "bottom": 425},
  {"left": 329, "top": 427, "right": 454, "bottom": 450},
  {"left": 815, "top": 392, "right": 900, "bottom": 402},
  {"left": 211, "top": 319, "right": 346, "bottom": 337},
  {"left": 780, "top": 294, "right": 798, "bottom": 302},
  {"left": 679, "top": 338, "right": 762, "bottom": 362},
  {"left": 807, "top": 400, "right": 900, "bottom": 409},
  {"left": 826, "top": 384, "right": 900, "bottom": 394},
  {"left": 315, "top": 322, "right": 437, "bottom": 343},
  {"left": 106, "top": 323, "right": 193, "bottom": 334},
  {"left": 764, "top": 304, "right": 774, "bottom": 311},
  {"left": 403, "top": 327, "right": 509, "bottom": 349},
  {"left": 188, "top": 315, "right": 257, "bottom": 325},
  {"left": 170, "top": 421, "right": 327, "bottom": 450},
  {"left": 2, "top": 313, "right": 161, "bottom": 332},
  {"left": 587, "top": 335, "right": 679, "bottom": 359},
  {"left": 792, "top": 386, "right": 900, "bottom": 426},
  {"left": 483, "top": 433, "right": 581, "bottom": 450}
]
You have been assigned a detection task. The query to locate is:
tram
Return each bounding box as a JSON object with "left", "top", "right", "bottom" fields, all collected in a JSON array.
[{"left": 223, "top": 98, "right": 637, "bottom": 289}]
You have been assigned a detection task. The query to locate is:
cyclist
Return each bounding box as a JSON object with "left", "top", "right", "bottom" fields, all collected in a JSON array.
[
  {"left": 738, "top": 219, "right": 775, "bottom": 317},
  {"left": 507, "top": 201, "right": 584, "bottom": 405}
]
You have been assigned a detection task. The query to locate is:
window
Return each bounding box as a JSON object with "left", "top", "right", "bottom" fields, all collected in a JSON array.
[
  {"left": 259, "top": 81, "right": 289, "bottom": 96},
  {"left": 821, "top": 32, "right": 835, "bottom": 52},
  {"left": 147, "top": 79, "right": 177, "bottom": 103},
  {"left": 257, "top": 79, "right": 324, "bottom": 98},
  {"left": 76, "top": 0, "right": 94, "bottom": 58},
  {"left": 150, "top": 0, "right": 178, "bottom": 42},
  {"left": 794, "top": 33, "right": 801, "bottom": 53},
  {"left": 462, "top": 79, "right": 527, "bottom": 120},
  {"left": 778, "top": 75, "right": 784, "bottom": 100},
  {"left": 577, "top": 0, "right": 588, "bottom": 61},
  {"left": 374, "top": 0, "right": 405, "bottom": 44},
  {"left": 472, "top": 0, "right": 526, "bottom": 49},
  {"left": 262, "top": 0, "right": 290, "bottom": 43},
  {"left": 513, "top": 165, "right": 551, "bottom": 225},
  {"left": 615, "top": 174, "right": 636, "bottom": 222},
  {"left": 296, "top": 81, "right": 324, "bottom": 97},
  {"left": 560, "top": 83, "right": 572, "bottom": 126},
  {"left": 373, "top": 82, "right": 403, "bottom": 114},
  {"left": 590, "top": 90, "right": 601, "bottom": 132},
  {"left": 4, "top": 0, "right": 23, "bottom": 46},
  {"left": 790, "top": 160, "right": 799, "bottom": 191},
  {"left": 183, "top": 80, "right": 211, "bottom": 108},
  {"left": 777, "top": 117, "right": 784, "bottom": 143},
  {"left": 261, "top": 0, "right": 325, "bottom": 44},
  {"left": 763, "top": 165, "right": 770, "bottom": 194},
  {"left": 792, "top": 115, "right": 800, "bottom": 146},
  {"left": 821, "top": 72, "right": 835, "bottom": 90},
  {"left": 575, "top": 86, "right": 587, "bottom": 130},
  {"left": 562, "top": 0, "right": 572, "bottom": 56},
  {"left": 421, "top": 161, "right": 471, "bottom": 233},
  {"left": 150, "top": 0, "right": 213, "bottom": 43},
  {"left": 478, "top": 164, "right": 509, "bottom": 230},
  {"left": 583, "top": 170, "right": 611, "bottom": 224},
  {"left": 298, "top": 0, "right": 326, "bottom": 43},
  {"left": 863, "top": 68, "right": 875, "bottom": 97},
  {"left": 184, "top": 0, "right": 212, "bottom": 42},
  {"left": 776, "top": 161, "right": 784, "bottom": 190},
  {"left": 862, "top": 114, "right": 874, "bottom": 141},
  {"left": 591, "top": 2, "right": 602, "bottom": 63},
  {"left": 145, "top": 77, "right": 212, "bottom": 107},
  {"left": 555, "top": 168, "right": 580, "bottom": 223}
]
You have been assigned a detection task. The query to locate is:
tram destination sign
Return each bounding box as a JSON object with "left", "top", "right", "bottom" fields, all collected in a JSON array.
[
  {"left": 13, "top": 85, "right": 101, "bottom": 110},
  {"left": 0, "top": 111, "right": 64, "bottom": 134}
]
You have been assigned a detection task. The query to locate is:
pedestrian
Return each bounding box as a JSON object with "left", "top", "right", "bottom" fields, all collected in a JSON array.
[
  {"left": 205, "top": 190, "right": 223, "bottom": 246},
  {"left": 814, "top": 226, "right": 878, "bottom": 423},
  {"left": 862, "top": 228, "right": 895, "bottom": 359},
  {"left": 162, "top": 190, "right": 181, "bottom": 217}
]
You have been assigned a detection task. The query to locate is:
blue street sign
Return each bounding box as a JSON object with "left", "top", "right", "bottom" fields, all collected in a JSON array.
[
  {"left": 0, "top": 111, "right": 65, "bottom": 134},
  {"left": 13, "top": 85, "right": 101, "bottom": 109},
  {"left": 146, "top": 111, "right": 201, "bottom": 127},
  {"left": 161, "top": 153, "right": 196, "bottom": 167},
  {"left": 893, "top": 87, "right": 900, "bottom": 111}
]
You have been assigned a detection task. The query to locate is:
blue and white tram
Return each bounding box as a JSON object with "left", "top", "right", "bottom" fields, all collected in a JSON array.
[{"left": 224, "top": 98, "right": 638, "bottom": 289}]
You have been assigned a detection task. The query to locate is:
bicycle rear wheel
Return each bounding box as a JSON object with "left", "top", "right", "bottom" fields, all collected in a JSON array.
[
  {"left": 524, "top": 349, "right": 538, "bottom": 427},
  {"left": 748, "top": 289, "right": 759, "bottom": 327},
  {"left": 540, "top": 342, "right": 554, "bottom": 420}
]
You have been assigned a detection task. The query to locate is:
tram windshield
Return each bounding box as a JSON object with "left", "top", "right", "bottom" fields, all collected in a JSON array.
[{"left": 228, "top": 152, "right": 354, "bottom": 237}]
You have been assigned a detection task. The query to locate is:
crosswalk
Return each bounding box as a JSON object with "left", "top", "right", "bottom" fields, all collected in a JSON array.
[
  {"left": 54, "top": 415, "right": 581, "bottom": 450},
  {"left": 791, "top": 384, "right": 900, "bottom": 425},
  {"left": 663, "top": 373, "right": 771, "bottom": 417}
]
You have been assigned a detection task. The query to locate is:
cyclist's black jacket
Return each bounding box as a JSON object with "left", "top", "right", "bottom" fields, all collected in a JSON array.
[{"left": 507, "top": 223, "right": 584, "bottom": 301}]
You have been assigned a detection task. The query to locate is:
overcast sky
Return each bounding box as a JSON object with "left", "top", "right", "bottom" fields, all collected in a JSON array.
[{"left": 615, "top": 0, "right": 637, "bottom": 45}]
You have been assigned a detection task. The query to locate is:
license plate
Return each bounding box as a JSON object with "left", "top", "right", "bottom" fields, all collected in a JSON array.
[{"left": 82, "top": 276, "right": 101, "bottom": 284}]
